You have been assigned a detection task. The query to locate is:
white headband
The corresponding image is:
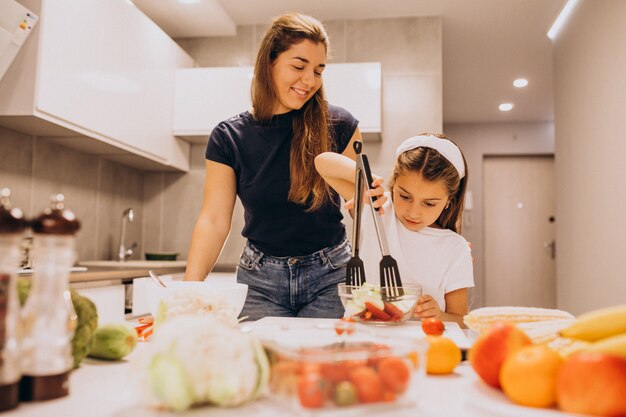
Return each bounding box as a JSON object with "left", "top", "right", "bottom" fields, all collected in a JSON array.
[{"left": 395, "top": 135, "right": 466, "bottom": 179}]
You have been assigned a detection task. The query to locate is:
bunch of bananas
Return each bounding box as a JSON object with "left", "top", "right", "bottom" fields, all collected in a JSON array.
[{"left": 557, "top": 304, "right": 626, "bottom": 358}]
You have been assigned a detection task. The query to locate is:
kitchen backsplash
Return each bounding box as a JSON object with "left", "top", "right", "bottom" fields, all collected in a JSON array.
[{"left": 0, "top": 126, "right": 143, "bottom": 262}]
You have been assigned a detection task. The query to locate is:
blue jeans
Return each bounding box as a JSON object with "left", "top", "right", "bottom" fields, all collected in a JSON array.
[{"left": 236, "top": 237, "right": 350, "bottom": 321}]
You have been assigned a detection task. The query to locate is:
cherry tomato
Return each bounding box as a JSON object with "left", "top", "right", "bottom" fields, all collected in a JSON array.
[
  {"left": 334, "top": 317, "right": 356, "bottom": 335},
  {"left": 378, "top": 357, "right": 410, "bottom": 393},
  {"left": 421, "top": 318, "right": 445, "bottom": 336},
  {"left": 348, "top": 366, "right": 383, "bottom": 403},
  {"left": 297, "top": 372, "right": 325, "bottom": 408}
]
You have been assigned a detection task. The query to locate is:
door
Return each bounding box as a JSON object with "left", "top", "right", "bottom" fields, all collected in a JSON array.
[{"left": 484, "top": 155, "right": 556, "bottom": 307}]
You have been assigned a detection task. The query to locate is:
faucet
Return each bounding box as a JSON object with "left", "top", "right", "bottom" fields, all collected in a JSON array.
[{"left": 118, "top": 208, "right": 137, "bottom": 262}]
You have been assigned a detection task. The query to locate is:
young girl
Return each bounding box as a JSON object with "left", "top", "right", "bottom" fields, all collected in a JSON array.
[{"left": 315, "top": 134, "right": 474, "bottom": 326}]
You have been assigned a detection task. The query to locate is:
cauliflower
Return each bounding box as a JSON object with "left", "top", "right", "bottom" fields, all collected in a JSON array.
[{"left": 137, "top": 315, "right": 269, "bottom": 411}]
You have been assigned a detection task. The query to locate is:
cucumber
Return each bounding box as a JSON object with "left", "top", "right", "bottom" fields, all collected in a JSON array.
[{"left": 88, "top": 323, "right": 138, "bottom": 360}]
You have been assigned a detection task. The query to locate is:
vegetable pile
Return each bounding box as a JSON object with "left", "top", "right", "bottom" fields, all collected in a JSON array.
[{"left": 136, "top": 315, "right": 269, "bottom": 411}]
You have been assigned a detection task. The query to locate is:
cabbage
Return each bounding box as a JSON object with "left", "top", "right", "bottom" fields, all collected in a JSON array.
[{"left": 138, "top": 315, "right": 269, "bottom": 410}]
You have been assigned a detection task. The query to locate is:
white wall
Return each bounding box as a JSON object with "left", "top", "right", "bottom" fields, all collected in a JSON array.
[
  {"left": 443, "top": 122, "right": 555, "bottom": 307},
  {"left": 553, "top": 0, "right": 626, "bottom": 314}
]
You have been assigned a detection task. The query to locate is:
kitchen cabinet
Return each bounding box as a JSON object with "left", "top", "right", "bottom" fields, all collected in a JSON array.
[
  {"left": 173, "top": 66, "right": 253, "bottom": 142},
  {"left": 0, "top": 0, "right": 194, "bottom": 171},
  {"left": 323, "top": 62, "right": 382, "bottom": 141},
  {"left": 173, "top": 62, "right": 382, "bottom": 143}
]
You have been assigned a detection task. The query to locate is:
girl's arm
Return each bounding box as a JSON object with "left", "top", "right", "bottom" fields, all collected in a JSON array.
[
  {"left": 415, "top": 288, "right": 469, "bottom": 328},
  {"left": 314, "top": 151, "right": 359, "bottom": 201},
  {"left": 315, "top": 129, "right": 385, "bottom": 209},
  {"left": 184, "top": 160, "right": 237, "bottom": 281}
]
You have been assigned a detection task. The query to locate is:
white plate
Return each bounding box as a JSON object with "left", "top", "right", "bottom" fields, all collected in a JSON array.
[{"left": 464, "top": 379, "right": 580, "bottom": 417}]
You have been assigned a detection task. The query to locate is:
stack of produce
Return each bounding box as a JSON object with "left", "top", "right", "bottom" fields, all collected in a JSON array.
[{"left": 468, "top": 304, "right": 626, "bottom": 417}]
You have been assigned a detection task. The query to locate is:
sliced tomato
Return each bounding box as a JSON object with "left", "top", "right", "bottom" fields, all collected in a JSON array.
[
  {"left": 334, "top": 317, "right": 356, "bottom": 335},
  {"left": 383, "top": 303, "right": 404, "bottom": 320},
  {"left": 364, "top": 302, "right": 391, "bottom": 321}
]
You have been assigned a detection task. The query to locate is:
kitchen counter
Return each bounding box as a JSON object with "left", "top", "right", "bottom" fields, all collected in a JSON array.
[
  {"left": 68, "top": 265, "right": 186, "bottom": 284},
  {"left": 7, "top": 318, "right": 577, "bottom": 417}
]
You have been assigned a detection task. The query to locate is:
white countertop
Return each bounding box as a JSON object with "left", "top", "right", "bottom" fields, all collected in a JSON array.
[{"left": 9, "top": 318, "right": 577, "bottom": 417}]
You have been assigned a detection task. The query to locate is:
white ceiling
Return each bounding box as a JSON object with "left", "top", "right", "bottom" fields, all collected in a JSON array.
[{"left": 132, "top": 0, "right": 566, "bottom": 124}]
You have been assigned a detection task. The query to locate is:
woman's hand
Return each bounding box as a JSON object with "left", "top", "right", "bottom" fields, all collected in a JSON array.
[
  {"left": 413, "top": 294, "right": 443, "bottom": 320},
  {"left": 344, "top": 177, "right": 386, "bottom": 214}
]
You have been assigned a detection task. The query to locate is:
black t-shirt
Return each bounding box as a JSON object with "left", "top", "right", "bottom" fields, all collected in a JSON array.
[{"left": 205, "top": 105, "right": 359, "bottom": 256}]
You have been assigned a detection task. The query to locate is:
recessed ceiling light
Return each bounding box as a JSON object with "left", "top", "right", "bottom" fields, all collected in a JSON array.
[
  {"left": 499, "top": 103, "right": 514, "bottom": 112},
  {"left": 513, "top": 78, "right": 528, "bottom": 88}
]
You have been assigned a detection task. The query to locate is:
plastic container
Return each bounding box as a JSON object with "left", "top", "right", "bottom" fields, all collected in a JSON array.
[
  {"left": 260, "top": 322, "right": 427, "bottom": 415},
  {"left": 0, "top": 188, "right": 27, "bottom": 411},
  {"left": 19, "top": 194, "right": 80, "bottom": 402},
  {"left": 337, "top": 283, "right": 422, "bottom": 325}
]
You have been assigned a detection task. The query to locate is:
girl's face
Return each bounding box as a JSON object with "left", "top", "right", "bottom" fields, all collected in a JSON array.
[
  {"left": 271, "top": 40, "right": 326, "bottom": 114},
  {"left": 393, "top": 171, "right": 450, "bottom": 232}
]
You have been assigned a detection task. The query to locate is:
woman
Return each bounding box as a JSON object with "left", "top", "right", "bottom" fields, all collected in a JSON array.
[{"left": 184, "top": 13, "right": 383, "bottom": 320}]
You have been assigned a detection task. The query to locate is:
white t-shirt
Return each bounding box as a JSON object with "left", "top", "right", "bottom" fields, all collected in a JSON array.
[{"left": 358, "top": 193, "right": 474, "bottom": 310}]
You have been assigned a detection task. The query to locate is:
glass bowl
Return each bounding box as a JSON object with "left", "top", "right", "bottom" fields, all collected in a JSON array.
[
  {"left": 262, "top": 330, "right": 426, "bottom": 414},
  {"left": 337, "top": 283, "right": 422, "bottom": 326}
]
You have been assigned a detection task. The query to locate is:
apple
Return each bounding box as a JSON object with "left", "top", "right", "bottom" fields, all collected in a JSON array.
[
  {"left": 557, "top": 352, "right": 626, "bottom": 417},
  {"left": 469, "top": 322, "right": 532, "bottom": 388}
]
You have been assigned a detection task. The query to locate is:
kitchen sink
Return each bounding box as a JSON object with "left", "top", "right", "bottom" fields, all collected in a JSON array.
[{"left": 78, "top": 260, "right": 187, "bottom": 268}]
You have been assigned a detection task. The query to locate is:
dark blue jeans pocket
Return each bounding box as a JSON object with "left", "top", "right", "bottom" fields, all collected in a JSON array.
[{"left": 238, "top": 242, "right": 263, "bottom": 272}]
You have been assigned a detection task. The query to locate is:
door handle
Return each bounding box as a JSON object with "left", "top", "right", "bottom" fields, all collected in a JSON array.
[{"left": 543, "top": 240, "right": 556, "bottom": 259}]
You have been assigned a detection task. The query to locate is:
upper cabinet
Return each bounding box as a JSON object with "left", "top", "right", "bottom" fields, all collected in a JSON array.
[
  {"left": 323, "top": 62, "right": 382, "bottom": 141},
  {"left": 0, "top": 0, "right": 194, "bottom": 171},
  {"left": 173, "top": 62, "right": 382, "bottom": 143},
  {"left": 174, "top": 67, "right": 253, "bottom": 142}
]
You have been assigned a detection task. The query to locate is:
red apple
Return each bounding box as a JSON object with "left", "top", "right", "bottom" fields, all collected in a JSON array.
[
  {"left": 469, "top": 322, "right": 532, "bottom": 388},
  {"left": 557, "top": 352, "right": 626, "bottom": 417}
]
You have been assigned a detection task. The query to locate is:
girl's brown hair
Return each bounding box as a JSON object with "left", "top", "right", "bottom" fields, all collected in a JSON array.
[
  {"left": 252, "top": 13, "right": 333, "bottom": 211},
  {"left": 389, "top": 134, "right": 468, "bottom": 233}
]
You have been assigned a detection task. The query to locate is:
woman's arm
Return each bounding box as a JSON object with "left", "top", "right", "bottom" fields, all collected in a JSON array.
[
  {"left": 415, "top": 288, "right": 469, "bottom": 327},
  {"left": 184, "top": 160, "right": 237, "bottom": 281}
]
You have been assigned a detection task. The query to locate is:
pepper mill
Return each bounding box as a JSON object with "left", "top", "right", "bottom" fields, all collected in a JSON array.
[
  {"left": 19, "top": 194, "right": 80, "bottom": 402},
  {"left": 0, "top": 188, "right": 27, "bottom": 411}
]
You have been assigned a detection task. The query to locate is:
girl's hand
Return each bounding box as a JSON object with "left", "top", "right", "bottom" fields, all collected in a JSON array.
[
  {"left": 413, "top": 294, "right": 443, "bottom": 320},
  {"left": 344, "top": 177, "right": 386, "bottom": 214}
]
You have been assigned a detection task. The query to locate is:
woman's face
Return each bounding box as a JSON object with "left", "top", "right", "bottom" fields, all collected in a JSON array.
[
  {"left": 271, "top": 39, "right": 326, "bottom": 114},
  {"left": 392, "top": 171, "right": 450, "bottom": 232}
]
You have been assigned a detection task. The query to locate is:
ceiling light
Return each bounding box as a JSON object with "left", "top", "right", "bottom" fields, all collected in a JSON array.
[
  {"left": 499, "top": 103, "right": 514, "bottom": 112},
  {"left": 513, "top": 78, "right": 528, "bottom": 88},
  {"left": 547, "top": 0, "right": 580, "bottom": 40},
  {"left": 177, "top": 0, "right": 201, "bottom": 4}
]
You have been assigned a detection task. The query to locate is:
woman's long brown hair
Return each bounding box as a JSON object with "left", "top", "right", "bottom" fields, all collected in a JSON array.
[{"left": 252, "top": 13, "right": 333, "bottom": 211}]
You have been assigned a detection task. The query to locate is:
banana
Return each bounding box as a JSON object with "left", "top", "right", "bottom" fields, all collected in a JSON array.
[
  {"left": 559, "top": 304, "right": 626, "bottom": 342},
  {"left": 583, "top": 333, "right": 626, "bottom": 360}
]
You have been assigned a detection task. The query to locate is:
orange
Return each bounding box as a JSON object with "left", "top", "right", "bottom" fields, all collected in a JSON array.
[
  {"left": 500, "top": 344, "right": 564, "bottom": 408},
  {"left": 426, "top": 336, "right": 461, "bottom": 375}
]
